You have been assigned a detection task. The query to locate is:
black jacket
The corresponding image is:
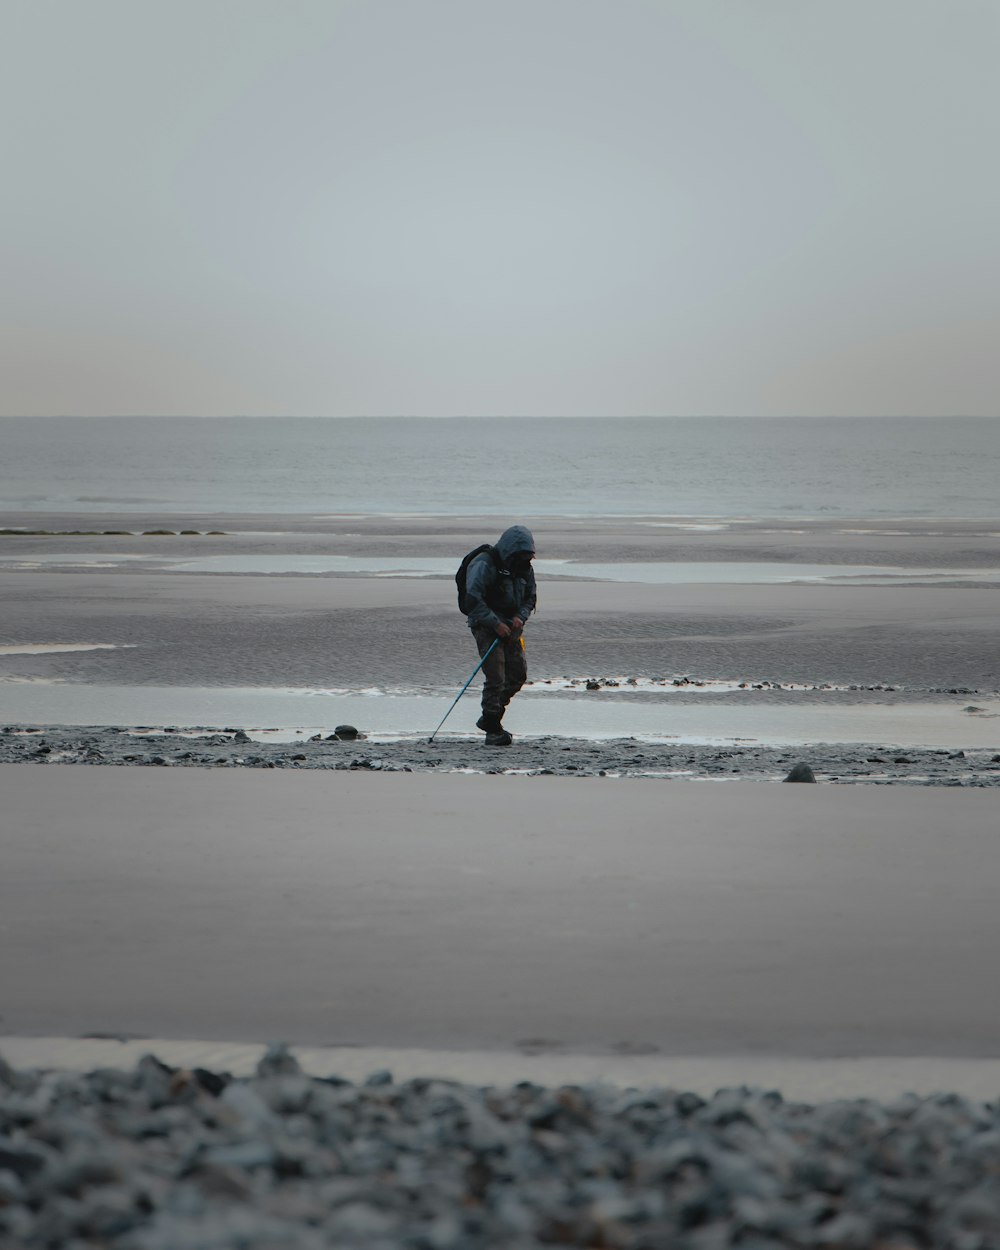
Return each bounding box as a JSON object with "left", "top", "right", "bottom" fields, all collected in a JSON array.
[{"left": 464, "top": 525, "right": 536, "bottom": 632}]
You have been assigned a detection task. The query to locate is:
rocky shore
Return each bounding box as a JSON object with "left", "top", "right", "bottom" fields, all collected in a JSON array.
[
  {"left": 3, "top": 1044, "right": 1000, "bottom": 1249},
  {"left": 2, "top": 725, "right": 999, "bottom": 786}
]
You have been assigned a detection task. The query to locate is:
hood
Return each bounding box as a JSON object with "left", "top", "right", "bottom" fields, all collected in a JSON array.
[{"left": 495, "top": 524, "right": 535, "bottom": 565}]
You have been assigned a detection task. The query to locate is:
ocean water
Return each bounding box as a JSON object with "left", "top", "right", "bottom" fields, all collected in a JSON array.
[{"left": 1, "top": 416, "right": 999, "bottom": 518}]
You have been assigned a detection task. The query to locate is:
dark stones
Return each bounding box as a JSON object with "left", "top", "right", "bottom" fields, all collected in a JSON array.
[
  {"left": 193, "top": 1067, "right": 228, "bottom": 1096},
  {"left": 0, "top": 1144, "right": 46, "bottom": 1179},
  {"left": 675, "top": 1091, "right": 707, "bottom": 1117},
  {"left": 231, "top": 729, "right": 251, "bottom": 743},
  {"left": 4, "top": 728, "right": 1000, "bottom": 788},
  {"left": 256, "top": 1042, "right": 301, "bottom": 1078},
  {"left": 3, "top": 1048, "right": 1000, "bottom": 1245},
  {"left": 333, "top": 724, "right": 360, "bottom": 741},
  {"left": 783, "top": 763, "right": 817, "bottom": 783}
]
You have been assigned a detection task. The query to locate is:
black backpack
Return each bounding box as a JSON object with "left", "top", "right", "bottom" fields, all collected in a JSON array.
[{"left": 456, "top": 544, "right": 499, "bottom": 614}]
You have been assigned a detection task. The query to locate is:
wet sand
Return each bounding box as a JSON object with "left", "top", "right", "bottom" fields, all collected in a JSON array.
[
  {"left": 1, "top": 513, "right": 999, "bottom": 707},
  {"left": 4, "top": 764, "right": 1000, "bottom": 1061}
]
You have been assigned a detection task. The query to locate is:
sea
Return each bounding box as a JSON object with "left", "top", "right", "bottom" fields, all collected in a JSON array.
[{"left": 2, "top": 416, "right": 999, "bottom": 517}]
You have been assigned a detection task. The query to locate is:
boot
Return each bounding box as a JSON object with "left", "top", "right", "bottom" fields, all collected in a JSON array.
[
  {"left": 484, "top": 729, "right": 513, "bottom": 746},
  {"left": 477, "top": 713, "right": 502, "bottom": 734}
]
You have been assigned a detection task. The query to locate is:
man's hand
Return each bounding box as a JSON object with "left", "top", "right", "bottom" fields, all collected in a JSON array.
[
  {"left": 495, "top": 621, "right": 512, "bottom": 640},
  {"left": 511, "top": 616, "right": 524, "bottom": 635}
]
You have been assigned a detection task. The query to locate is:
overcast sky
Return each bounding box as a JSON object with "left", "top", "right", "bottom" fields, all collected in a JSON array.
[{"left": 2, "top": 1, "right": 997, "bottom": 417}]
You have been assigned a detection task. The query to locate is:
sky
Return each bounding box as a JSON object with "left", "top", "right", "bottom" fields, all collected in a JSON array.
[{"left": 2, "top": 0, "right": 998, "bottom": 417}]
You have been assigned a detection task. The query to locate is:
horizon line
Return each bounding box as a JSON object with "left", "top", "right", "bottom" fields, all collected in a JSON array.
[{"left": 3, "top": 413, "right": 998, "bottom": 421}]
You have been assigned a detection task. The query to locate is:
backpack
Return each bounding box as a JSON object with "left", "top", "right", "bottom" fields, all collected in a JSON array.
[{"left": 456, "top": 544, "right": 498, "bottom": 614}]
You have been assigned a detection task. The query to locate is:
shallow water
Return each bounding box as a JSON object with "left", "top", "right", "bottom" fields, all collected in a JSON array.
[
  {"left": 1, "top": 550, "right": 997, "bottom": 586},
  {"left": 3, "top": 681, "right": 998, "bottom": 748}
]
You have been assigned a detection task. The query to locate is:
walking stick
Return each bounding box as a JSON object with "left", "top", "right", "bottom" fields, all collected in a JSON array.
[{"left": 428, "top": 637, "right": 500, "bottom": 743}]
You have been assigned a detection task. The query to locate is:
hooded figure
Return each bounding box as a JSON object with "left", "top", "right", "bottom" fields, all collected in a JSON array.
[{"left": 463, "top": 525, "right": 536, "bottom": 745}]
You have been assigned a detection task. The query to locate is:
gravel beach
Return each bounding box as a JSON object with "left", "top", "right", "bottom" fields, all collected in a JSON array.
[{"left": 5, "top": 1043, "right": 1000, "bottom": 1250}]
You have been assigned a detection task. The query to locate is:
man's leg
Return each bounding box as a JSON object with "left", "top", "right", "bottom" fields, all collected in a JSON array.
[
  {"left": 473, "top": 626, "right": 506, "bottom": 732},
  {"left": 500, "top": 635, "right": 527, "bottom": 715}
]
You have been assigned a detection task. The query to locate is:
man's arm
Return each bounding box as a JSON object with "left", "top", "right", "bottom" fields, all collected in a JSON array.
[
  {"left": 515, "top": 566, "right": 537, "bottom": 628},
  {"left": 464, "top": 554, "right": 505, "bottom": 633}
]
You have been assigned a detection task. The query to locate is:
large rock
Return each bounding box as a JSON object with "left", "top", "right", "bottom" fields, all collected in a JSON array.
[{"left": 783, "top": 762, "right": 817, "bottom": 783}]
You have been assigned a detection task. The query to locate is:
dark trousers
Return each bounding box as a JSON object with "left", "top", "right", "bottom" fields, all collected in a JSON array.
[{"left": 473, "top": 626, "right": 527, "bottom": 723}]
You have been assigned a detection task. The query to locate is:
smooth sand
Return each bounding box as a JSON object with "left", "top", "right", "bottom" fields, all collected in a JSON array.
[{"left": 3, "top": 764, "right": 999, "bottom": 1063}]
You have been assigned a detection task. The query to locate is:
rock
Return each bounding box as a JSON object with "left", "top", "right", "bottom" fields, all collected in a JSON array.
[
  {"left": 783, "top": 763, "right": 817, "bottom": 783},
  {"left": 0, "top": 1143, "right": 46, "bottom": 1179},
  {"left": 219, "top": 1082, "right": 274, "bottom": 1126},
  {"left": 232, "top": 729, "right": 251, "bottom": 743},
  {"left": 201, "top": 1140, "right": 276, "bottom": 1170},
  {"left": 256, "top": 1042, "right": 301, "bottom": 1078},
  {"left": 334, "top": 724, "right": 360, "bottom": 740},
  {"left": 193, "top": 1067, "right": 228, "bottom": 1096},
  {"left": 0, "top": 1051, "right": 21, "bottom": 1089},
  {"left": 585, "top": 680, "right": 601, "bottom": 690}
]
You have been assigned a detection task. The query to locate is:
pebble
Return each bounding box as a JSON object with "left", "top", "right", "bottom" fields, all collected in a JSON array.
[{"left": 3, "top": 1051, "right": 1000, "bottom": 1248}]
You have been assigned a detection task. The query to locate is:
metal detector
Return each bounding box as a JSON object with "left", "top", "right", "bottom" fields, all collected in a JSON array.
[{"left": 428, "top": 637, "right": 500, "bottom": 743}]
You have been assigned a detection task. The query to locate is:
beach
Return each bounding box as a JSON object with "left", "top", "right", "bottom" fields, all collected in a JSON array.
[
  {"left": 2, "top": 512, "right": 999, "bottom": 745},
  {"left": 5, "top": 763, "right": 1000, "bottom": 1062},
  {"left": 3, "top": 511, "right": 1000, "bottom": 1246},
  {"left": 5, "top": 764, "right": 1000, "bottom": 1247},
  {"left": 3, "top": 512, "right": 999, "bottom": 1046},
  {"left": 6, "top": 0, "right": 999, "bottom": 1227}
]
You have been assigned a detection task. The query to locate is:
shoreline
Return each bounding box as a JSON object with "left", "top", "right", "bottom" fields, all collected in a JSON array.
[
  {"left": 2, "top": 510, "right": 998, "bottom": 768},
  {"left": 3, "top": 725, "right": 998, "bottom": 784},
  {"left": 7, "top": 1036, "right": 1000, "bottom": 1101}
]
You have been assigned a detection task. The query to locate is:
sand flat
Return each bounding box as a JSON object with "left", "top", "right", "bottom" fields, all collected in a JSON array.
[
  {"left": 2, "top": 513, "right": 999, "bottom": 700},
  {"left": 3, "top": 764, "right": 999, "bottom": 1058}
]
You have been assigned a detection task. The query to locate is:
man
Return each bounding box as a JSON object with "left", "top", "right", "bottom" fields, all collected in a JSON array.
[{"left": 463, "top": 524, "right": 536, "bottom": 746}]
